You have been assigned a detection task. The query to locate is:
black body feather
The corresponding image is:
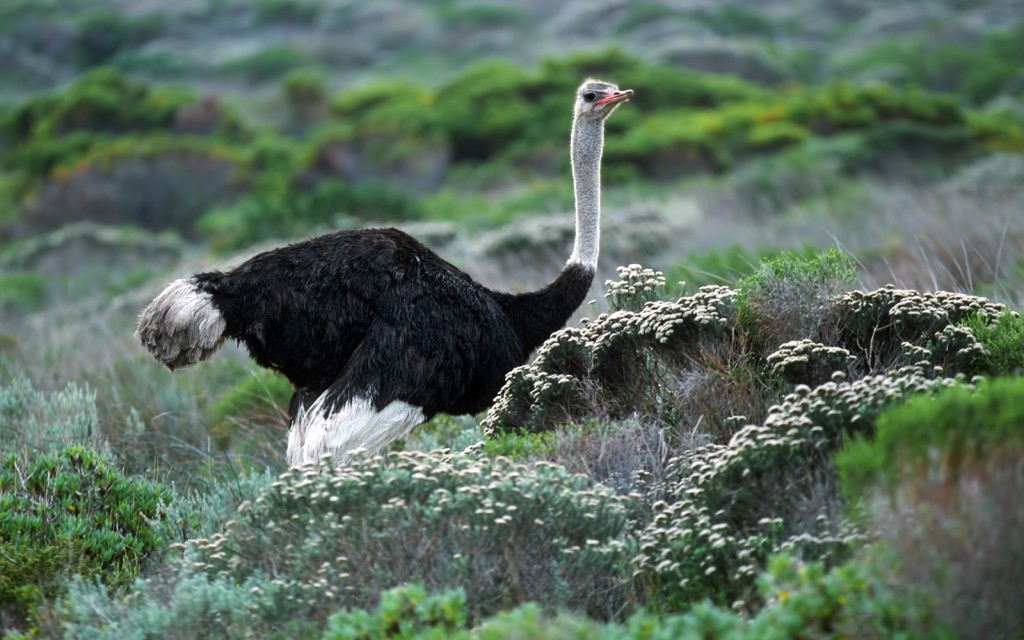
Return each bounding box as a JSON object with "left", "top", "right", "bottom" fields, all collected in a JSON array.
[{"left": 192, "top": 228, "right": 594, "bottom": 421}]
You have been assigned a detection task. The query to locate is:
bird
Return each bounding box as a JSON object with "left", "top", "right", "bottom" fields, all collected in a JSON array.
[{"left": 136, "top": 78, "right": 633, "bottom": 466}]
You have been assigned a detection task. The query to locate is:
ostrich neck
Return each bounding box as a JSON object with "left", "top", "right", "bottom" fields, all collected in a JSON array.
[{"left": 568, "top": 117, "right": 605, "bottom": 270}]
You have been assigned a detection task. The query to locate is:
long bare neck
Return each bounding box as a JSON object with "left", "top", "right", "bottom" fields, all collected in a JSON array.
[{"left": 568, "top": 116, "right": 605, "bottom": 269}]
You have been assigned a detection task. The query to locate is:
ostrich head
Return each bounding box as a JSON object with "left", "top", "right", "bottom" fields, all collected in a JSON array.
[{"left": 573, "top": 79, "right": 633, "bottom": 122}]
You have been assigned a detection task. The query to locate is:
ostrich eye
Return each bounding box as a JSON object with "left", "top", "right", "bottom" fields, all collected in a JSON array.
[{"left": 583, "top": 92, "right": 596, "bottom": 102}]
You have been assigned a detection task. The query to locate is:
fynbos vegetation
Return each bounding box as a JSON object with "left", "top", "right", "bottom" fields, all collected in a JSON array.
[{"left": 2, "top": 0, "right": 1023, "bottom": 637}]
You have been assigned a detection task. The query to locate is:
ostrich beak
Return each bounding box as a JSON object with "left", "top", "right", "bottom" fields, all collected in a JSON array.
[{"left": 594, "top": 89, "right": 633, "bottom": 106}]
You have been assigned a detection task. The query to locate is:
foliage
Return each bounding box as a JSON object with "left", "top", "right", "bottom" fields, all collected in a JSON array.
[
  {"left": 0, "top": 445, "right": 175, "bottom": 629},
  {"left": 0, "top": 69, "right": 244, "bottom": 185},
  {"left": 833, "top": 285, "right": 1007, "bottom": 373},
  {"left": 48, "top": 571, "right": 293, "bottom": 640},
  {"left": 253, "top": 0, "right": 320, "bottom": 26},
  {"left": 188, "top": 451, "right": 633, "bottom": 629},
  {"left": 281, "top": 68, "right": 328, "bottom": 108},
  {"left": 606, "top": 84, "right": 978, "bottom": 177},
  {"left": 959, "top": 310, "right": 1024, "bottom": 375},
  {"left": 665, "top": 245, "right": 819, "bottom": 290},
  {"left": 72, "top": 10, "right": 168, "bottom": 67},
  {"left": 220, "top": 45, "right": 315, "bottom": 83},
  {"left": 766, "top": 339, "right": 854, "bottom": 386},
  {"left": 633, "top": 366, "right": 958, "bottom": 611},
  {"left": 835, "top": 22, "right": 1024, "bottom": 105},
  {"left": 1, "top": 68, "right": 191, "bottom": 147},
  {"left": 837, "top": 377, "right": 1024, "bottom": 500},
  {"left": 47, "top": 546, "right": 945, "bottom": 640},
  {"left": 734, "top": 247, "right": 856, "bottom": 347},
  {"left": 206, "top": 369, "right": 292, "bottom": 433},
  {"left": 484, "top": 269, "right": 736, "bottom": 434},
  {"left": 199, "top": 179, "right": 422, "bottom": 251},
  {"left": 0, "top": 376, "right": 107, "bottom": 456},
  {"left": 323, "top": 583, "right": 468, "bottom": 640},
  {"left": 0, "top": 270, "right": 49, "bottom": 313},
  {"left": 836, "top": 377, "right": 1024, "bottom": 639}
]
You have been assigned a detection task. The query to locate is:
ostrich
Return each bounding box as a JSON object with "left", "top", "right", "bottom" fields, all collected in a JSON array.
[{"left": 136, "top": 78, "right": 632, "bottom": 466}]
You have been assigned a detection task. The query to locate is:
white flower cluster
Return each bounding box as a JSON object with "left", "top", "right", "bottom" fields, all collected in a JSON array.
[{"left": 485, "top": 280, "right": 736, "bottom": 433}]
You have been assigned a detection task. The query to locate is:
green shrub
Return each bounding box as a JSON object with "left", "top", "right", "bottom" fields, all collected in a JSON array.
[
  {"left": 253, "top": 0, "right": 320, "bottom": 26},
  {"left": 835, "top": 23, "right": 1024, "bottom": 106},
  {"left": 206, "top": 369, "right": 292, "bottom": 432},
  {"left": 836, "top": 377, "right": 1024, "bottom": 639},
  {"left": 633, "top": 366, "right": 961, "bottom": 611},
  {"left": 281, "top": 68, "right": 328, "bottom": 108},
  {"left": 190, "top": 451, "right": 633, "bottom": 628},
  {"left": 479, "top": 429, "right": 555, "bottom": 460},
  {"left": 44, "top": 550, "right": 950, "bottom": 639},
  {"left": 323, "top": 584, "right": 468, "bottom": 640},
  {"left": 960, "top": 310, "right": 1024, "bottom": 375},
  {"left": 49, "top": 571, "right": 293, "bottom": 640},
  {"left": 324, "top": 554, "right": 947, "bottom": 639},
  {"left": 432, "top": 5, "right": 526, "bottom": 29},
  {"left": 734, "top": 247, "right": 856, "bottom": 347},
  {"left": 0, "top": 445, "right": 175, "bottom": 628},
  {"left": 1, "top": 68, "right": 190, "bottom": 145},
  {"left": 696, "top": 6, "right": 783, "bottom": 37},
  {"left": 221, "top": 45, "right": 313, "bottom": 82},
  {"left": 0, "top": 377, "right": 106, "bottom": 455},
  {"left": 73, "top": 10, "right": 168, "bottom": 67},
  {"left": 200, "top": 179, "right": 422, "bottom": 251},
  {"left": 838, "top": 377, "right": 1024, "bottom": 500},
  {"left": 0, "top": 270, "right": 49, "bottom": 312},
  {"left": 665, "top": 245, "right": 840, "bottom": 292}
]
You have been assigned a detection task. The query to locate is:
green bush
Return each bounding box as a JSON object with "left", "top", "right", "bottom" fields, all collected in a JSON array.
[
  {"left": 734, "top": 247, "right": 856, "bottom": 347},
  {"left": 1, "top": 68, "right": 191, "bottom": 145},
  {"left": 835, "top": 23, "right": 1024, "bottom": 105},
  {"left": 665, "top": 245, "right": 840, "bottom": 292},
  {"left": 834, "top": 286, "right": 1007, "bottom": 373},
  {"left": 253, "top": 0, "right": 320, "bottom": 26},
  {"left": 73, "top": 10, "right": 168, "bottom": 67},
  {"left": 324, "top": 553, "right": 945, "bottom": 639},
  {"left": 0, "top": 377, "right": 106, "bottom": 455},
  {"left": 0, "top": 270, "right": 49, "bottom": 312},
  {"left": 0, "top": 445, "right": 175, "bottom": 628},
  {"left": 281, "top": 68, "right": 328, "bottom": 109},
  {"left": 323, "top": 584, "right": 468, "bottom": 640},
  {"left": 190, "top": 451, "right": 633, "bottom": 628},
  {"left": 836, "top": 377, "right": 1024, "bottom": 639},
  {"left": 200, "top": 179, "right": 422, "bottom": 251},
  {"left": 49, "top": 571, "right": 292, "bottom": 640},
  {"left": 606, "top": 83, "right": 975, "bottom": 178},
  {"left": 484, "top": 268, "right": 737, "bottom": 434},
  {"left": 206, "top": 369, "right": 292, "bottom": 430},
  {"left": 633, "top": 366, "right": 957, "bottom": 611},
  {"left": 204, "top": 369, "right": 292, "bottom": 455},
  {"left": 960, "top": 310, "right": 1024, "bottom": 375},
  {"left": 221, "top": 45, "right": 314, "bottom": 82},
  {"left": 838, "top": 377, "right": 1024, "bottom": 500},
  {"left": 42, "top": 550, "right": 951, "bottom": 639}
]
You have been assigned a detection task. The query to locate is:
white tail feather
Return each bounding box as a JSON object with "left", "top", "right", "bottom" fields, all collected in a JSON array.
[
  {"left": 136, "top": 278, "right": 226, "bottom": 369},
  {"left": 287, "top": 394, "right": 425, "bottom": 467}
]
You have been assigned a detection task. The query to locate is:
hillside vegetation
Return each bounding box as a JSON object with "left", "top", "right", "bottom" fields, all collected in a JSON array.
[{"left": 1, "top": 0, "right": 1023, "bottom": 638}]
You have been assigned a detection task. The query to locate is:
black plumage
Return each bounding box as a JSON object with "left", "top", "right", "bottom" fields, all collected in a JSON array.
[{"left": 192, "top": 228, "right": 593, "bottom": 420}]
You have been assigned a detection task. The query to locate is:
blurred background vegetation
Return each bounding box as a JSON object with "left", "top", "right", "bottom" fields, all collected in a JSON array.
[{"left": 1, "top": 0, "right": 1023, "bottom": 637}]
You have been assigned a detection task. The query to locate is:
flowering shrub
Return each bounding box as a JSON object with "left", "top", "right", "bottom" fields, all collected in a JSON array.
[
  {"left": 189, "top": 451, "right": 634, "bottom": 626},
  {"left": 485, "top": 270, "right": 735, "bottom": 433},
  {"left": 632, "top": 366, "right": 964, "bottom": 609}
]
